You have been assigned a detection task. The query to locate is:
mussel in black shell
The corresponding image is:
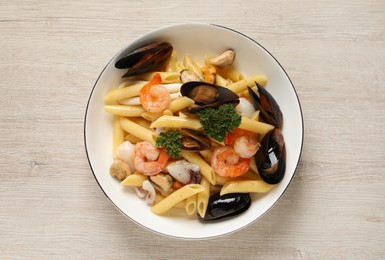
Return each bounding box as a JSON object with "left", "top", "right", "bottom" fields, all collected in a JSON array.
[
  {"left": 115, "top": 41, "right": 173, "bottom": 77},
  {"left": 180, "top": 81, "right": 239, "bottom": 112},
  {"left": 248, "top": 83, "right": 283, "bottom": 129},
  {"left": 199, "top": 192, "right": 251, "bottom": 221},
  {"left": 255, "top": 128, "right": 286, "bottom": 184},
  {"left": 180, "top": 129, "right": 211, "bottom": 151}
]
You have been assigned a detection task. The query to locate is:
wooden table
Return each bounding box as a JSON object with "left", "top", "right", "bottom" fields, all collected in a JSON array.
[{"left": 1, "top": 0, "right": 384, "bottom": 258}]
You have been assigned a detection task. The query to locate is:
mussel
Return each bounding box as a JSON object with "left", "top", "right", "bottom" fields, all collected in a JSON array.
[
  {"left": 255, "top": 128, "right": 286, "bottom": 184},
  {"left": 199, "top": 192, "right": 251, "bottom": 221},
  {"left": 180, "top": 129, "right": 211, "bottom": 151},
  {"left": 180, "top": 81, "right": 239, "bottom": 112},
  {"left": 248, "top": 83, "right": 283, "bottom": 129},
  {"left": 115, "top": 41, "right": 173, "bottom": 77}
]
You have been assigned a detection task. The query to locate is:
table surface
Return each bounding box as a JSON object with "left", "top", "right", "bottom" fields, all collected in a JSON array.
[{"left": 1, "top": 0, "right": 385, "bottom": 259}]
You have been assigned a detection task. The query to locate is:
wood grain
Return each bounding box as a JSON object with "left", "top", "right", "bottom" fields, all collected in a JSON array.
[{"left": 1, "top": 0, "right": 385, "bottom": 259}]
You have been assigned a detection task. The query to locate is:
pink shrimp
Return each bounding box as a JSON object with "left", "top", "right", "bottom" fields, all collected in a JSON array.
[
  {"left": 133, "top": 141, "right": 170, "bottom": 176},
  {"left": 140, "top": 73, "right": 171, "bottom": 113},
  {"left": 211, "top": 146, "right": 250, "bottom": 178},
  {"left": 225, "top": 128, "right": 260, "bottom": 158}
]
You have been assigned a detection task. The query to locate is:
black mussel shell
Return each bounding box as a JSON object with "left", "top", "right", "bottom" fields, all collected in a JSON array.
[
  {"left": 181, "top": 81, "right": 239, "bottom": 112},
  {"left": 248, "top": 83, "right": 283, "bottom": 129},
  {"left": 180, "top": 129, "right": 212, "bottom": 151},
  {"left": 115, "top": 41, "right": 173, "bottom": 77},
  {"left": 199, "top": 192, "right": 251, "bottom": 221},
  {"left": 181, "top": 81, "right": 239, "bottom": 105},
  {"left": 255, "top": 128, "right": 286, "bottom": 184}
]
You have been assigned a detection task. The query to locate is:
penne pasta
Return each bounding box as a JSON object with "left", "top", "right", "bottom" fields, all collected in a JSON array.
[
  {"left": 168, "top": 96, "right": 195, "bottom": 113},
  {"left": 150, "top": 115, "right": 203, "bottom": 130},
  {"left": 120, "top": 117, "right": 157, "bottom": 145},
  {"left": 124, "top": 133, "right": 143, "bottom": 144},
  {"left": 104, "top": 105, "right": 145, "bottom": 117},
  {"left": 216, "top": 66, "right": 244, "bottom": 83},
  {"left": 118, "top": 97, "right": 141, "bottom": 106},
  {"left": 151, "top": 184, "right": 204, "bottom": 214},
  {"left": 141, "top": 111, "right": 164, "bottom": 122},
  {"left": 113, "top": 115, "right": 125, "bottom": 157},
  {"left": 215, "top": 73, "right": 231, "bottom": 87},
  {"left": 129, "top": 71, "right": 181, "bottom": 84},
  {"left": 184, "top": 54, "right": 204, "bottom": 79},
  {"left": 120, "top": 173, "right": 148, "bottom": 186},
  {"left": 155, "top": 193, "right": 186, "bottom": 209},
  {"left": 197, "top": 177, "right": 210, "bottom": 218},
  {"left": 104, "top": 81, "right": 146, "bottom": 103},
  {"left": 180, "top": 151, "right": 215, "bottom": 185},
  {"left": 130, "top": 117, "right": 152, "bottom": 129},
  {"left": 226, "top": 75, "right": 268, "bottom": 94},
  {"left": 239, "top": 116, "right": 274, "bottom": 136},
  {"left": 185, "top": 194, "right": 197, "bottom": 215},
  {"left": 164, "top": 50, "right": 178, "bottom": 72},
  {"left": 220, "top": 180, "right": 275, "bottom": 196}
]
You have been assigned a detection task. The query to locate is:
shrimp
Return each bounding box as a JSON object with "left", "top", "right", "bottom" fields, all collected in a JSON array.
[
  {"left": 225, "top": 128, "right": 260, "bottom": 158},
  {"left": 211, "top": 146, "right": 250, "bottom": 178},
  {"left": 134, "top": 141, "right": 170, "bottom": 176},
  {"left": 140, "top": 73, "right": 171, "bottom": 113}
]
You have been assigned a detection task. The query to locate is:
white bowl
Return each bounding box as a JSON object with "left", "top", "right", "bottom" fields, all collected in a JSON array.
[{"left": 84, "top": 23, "right": 303, "bottom": 239}]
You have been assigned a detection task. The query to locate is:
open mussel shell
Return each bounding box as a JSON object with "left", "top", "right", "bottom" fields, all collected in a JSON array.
[
  {"left": 255, "top": 128, "right": 286, "bottom": 184},
  {"left": 180, "top": 129, "right": 211, "bottom": 151},
  {"left": 115, "top": 41, "right": 173, "bottom": 77},
  {"left": 181, "top": 81, "right": 239, "bottom": 112},
  {"left": 248, "top": 83, "right": 283, "bottom": 129},
  {"left": 199, "top": 192, "right": 251, "bottom": 221}
]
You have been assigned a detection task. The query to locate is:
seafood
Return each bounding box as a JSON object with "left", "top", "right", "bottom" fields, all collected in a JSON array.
[
  {"left": 166, "top": 159, "right": 201, "bottom": 184},
  {"left": 180, "top": 129, "right": 211, "bottom": 151},
  {"left": 109, "top": 159, "right": 131, "bottom": 181},
  {"left": 225, "top": 128, "right": 260, "bottom": 159},
  {"left": 254, "top": 128, "right": 286, "bottom": 184},
  {"left": 209, "top": 49, "right": 236, "bottom": 69},
  {"left": 201, "top": 65, "right": 216, "bottom": 84},
  {"left": 115, "top": 141, "right": 135, "bottom": 173},
  {"left": 236, "top": 97, "right": 256, "bottom": 118},
  {"left": 149, "top": 173, "right": 174, "bottom": 196},
  {"left": 140, "top": 73, "right": 171, "bottom": 113},
  {"left": 199, "top": 192, "right": 251, "bottom": 221},
  {"left": 142, "top": 180, "right": 156, "bottom": 205},
  {"left": 180, "top": 81, "right": 239, "bottom": 112},
  {"left": 248, "top": 83, "right": 283, "bottom": 129},
  {"left": 211, "top": 146, "right": 250, "bottom": 178},
  {"left": 115, "top": 41, "right": 173, "bottom": 77},
  {"left": 133, "top": 141, "right": 170, "bottom": 176},
  {"left": 180, "top": 69, "right": 203, "bottom": 83}
]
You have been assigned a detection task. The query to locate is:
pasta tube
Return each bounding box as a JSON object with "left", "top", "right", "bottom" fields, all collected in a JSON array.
[
  {"left": 197, "top": 177, "right": 210, "bottom": 218},
  {"left": 168, "top": 97, "right": 195, "bottom": 113},
  {"left": 239, "top": 116, "right": 274, "bottom": 136},
  {"left": 120, "top": 117, "right": 157, "bottom": 145},
  {"left": 220, "top": 180, "right": 275, "bottom": 196},
  {"left": 130, "top": 71, "right": 181, "bottom": 84},
  {"left": 113, "top": 116, "right": 125, "bottom": 157},
  {"left": 104, "top": 105, "right": 145, "bottom": 117},
  {"left": 150, "top": 115, "right": 203, "bottom": 130},
  {"left": 104, "top": 81, "right": 146, "bottom": 103},
  {"left": 120, "top": 173, "right": 148, "bottom": 186},
  {"left": 226, "top": 75, "right": 268, "bottom": 94},
  {"left": 151, "top": 184, "right": 204, "bottom": 214},
  {"left": 185, "top": 194, "right": 197, "bottom": 215}
]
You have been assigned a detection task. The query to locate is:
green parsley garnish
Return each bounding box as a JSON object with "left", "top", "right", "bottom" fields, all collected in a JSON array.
[{"left": 196, "top": 103, "right": 241, "bottom": 142}]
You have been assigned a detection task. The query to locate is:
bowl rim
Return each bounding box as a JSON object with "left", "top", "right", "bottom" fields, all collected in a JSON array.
[{"left": 84, "top": 22, "right": 304, "bottom": 240}]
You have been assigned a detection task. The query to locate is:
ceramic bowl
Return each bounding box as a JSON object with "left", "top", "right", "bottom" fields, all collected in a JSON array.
[{"left": 84, "top": 23, "right": 303, "bottom": 239}]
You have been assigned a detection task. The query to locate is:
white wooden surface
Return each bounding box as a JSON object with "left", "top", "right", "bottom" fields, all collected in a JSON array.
[{"left": 1, "top": 0, "right": 385, "bottom": 259}]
